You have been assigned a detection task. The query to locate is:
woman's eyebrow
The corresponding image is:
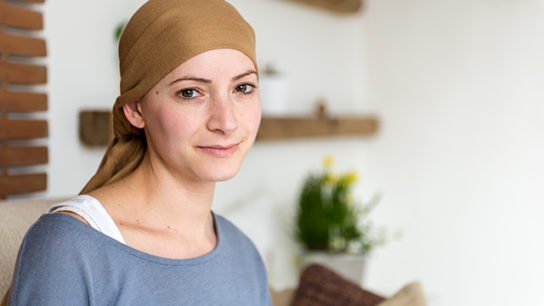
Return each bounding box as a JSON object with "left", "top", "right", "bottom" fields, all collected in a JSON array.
[
  {"left": 169, "top": 76, "right": 212, "bottom": 85},
  {"left": 168, "top": 70, "right": 257, "bottom": 86},
  {"left": 232, "top": 70, "right": 257, "bottom": 81}
]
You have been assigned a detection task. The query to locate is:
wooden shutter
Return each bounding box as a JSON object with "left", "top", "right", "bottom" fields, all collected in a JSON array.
[{"left": 0, "top": 0, "right": 48, "bottom": 199}]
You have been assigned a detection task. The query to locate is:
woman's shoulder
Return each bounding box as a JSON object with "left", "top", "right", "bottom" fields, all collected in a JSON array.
[
  {"left": 19, "top": 209, "right": 123, "bottom": 265},
  {"left": 48, "top": 195, "right": 97, "bottom": 224},
  {"left": 10, "top": 214, "right": 115, "bottom": 305},
  {"left": 28, "top": 212, "right": 87, "bottom": 233},
  {"left": 212, "top": 214, "right": 271, "bottom": 303},
  {"left": 21, "top": 213, "right": 101, "bottom": 252},
  {"left": 14, "top": 213, "right": 119, "bottom": 284},
  {"left": 214, "top": 213, "right": 250, "bottom": 241},
  {"left": 213, "top": 213, "right": 263, "bottom": 259}
]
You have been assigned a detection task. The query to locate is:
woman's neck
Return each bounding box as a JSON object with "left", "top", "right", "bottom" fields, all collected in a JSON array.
[
  {"left": 133, "top": 154, "right": 215, "bottom": 219},
  {"left": 89, "top": 153, "right": 217, "bottom": 247}
]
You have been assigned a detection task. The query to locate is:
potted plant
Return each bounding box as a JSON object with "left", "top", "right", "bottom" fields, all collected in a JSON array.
[{"left": 295, "top": 156, "right": 384, "bottom": 284}]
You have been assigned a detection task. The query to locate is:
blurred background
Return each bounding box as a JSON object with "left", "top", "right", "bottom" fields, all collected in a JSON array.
[{"left": 27, "top": 0, "right": 544, "bottom": 305}]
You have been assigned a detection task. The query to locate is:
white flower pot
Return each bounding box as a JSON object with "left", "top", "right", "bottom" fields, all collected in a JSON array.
[
  {"left": 259, "top": 74, "right": 289, "bottom": 115},
  {"left": 299, "top": 251, "right": 367, "bottom": 286}
]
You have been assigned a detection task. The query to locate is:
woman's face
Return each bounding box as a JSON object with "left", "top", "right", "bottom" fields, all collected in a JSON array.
[{"left": 129, "top": 49, "right": 261, "bottom": 183}]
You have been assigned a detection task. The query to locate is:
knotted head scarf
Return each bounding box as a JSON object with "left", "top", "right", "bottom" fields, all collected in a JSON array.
[{"left": 80, "top": 0, "right": 257, "bottom": 194}]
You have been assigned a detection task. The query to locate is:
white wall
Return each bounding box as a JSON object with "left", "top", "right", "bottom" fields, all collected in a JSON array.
[
  {"left": 40, "top": 0, "right": 544, "bottom": 305},
  {"left": 361, "top": 0, "right": 544, "bottom": 305}
]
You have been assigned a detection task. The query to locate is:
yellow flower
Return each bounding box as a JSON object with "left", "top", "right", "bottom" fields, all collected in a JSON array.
[
  {"left": 325, "top": 174, "right": 338, "bottom": 183},
  {"left": 343, "top": 172, "right": 358, "bottom": 184},
  {"left": 323, "top": 155, "right": 334, "bottom": 169}
]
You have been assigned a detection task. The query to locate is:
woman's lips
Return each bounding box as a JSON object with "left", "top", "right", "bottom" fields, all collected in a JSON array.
[{"left": 197, "top": 143, "right": 240, "bottom": 158}]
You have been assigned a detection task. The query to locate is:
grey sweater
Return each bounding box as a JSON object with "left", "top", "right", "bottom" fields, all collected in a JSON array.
[{"left": 9, "top": 213, "right": 271, "bottom": 306}]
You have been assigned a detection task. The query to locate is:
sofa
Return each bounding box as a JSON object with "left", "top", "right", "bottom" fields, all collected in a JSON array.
[
  {"left": 0, "top": 198, "right": 426, "bottom": 306},
  {"left": 0, "top": 197, "right": 64, "bottom": 300}
]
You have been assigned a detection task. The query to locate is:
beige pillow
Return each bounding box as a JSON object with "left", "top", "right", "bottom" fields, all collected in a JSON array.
[
  {"left": 270, "top": 287, "right": 296, "bottom": 306},
  {"left": 377, "top": 282, "right": 426, "bottom": 306}
]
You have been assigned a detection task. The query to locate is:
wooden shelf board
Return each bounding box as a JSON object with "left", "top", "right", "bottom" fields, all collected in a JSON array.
[{"left": 256, "top": 116, "right": 378, "bottom": 140}]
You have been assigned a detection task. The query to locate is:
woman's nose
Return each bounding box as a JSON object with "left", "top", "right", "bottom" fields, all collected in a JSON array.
[{"left": 206, "top": 95, "right": 238, "bottom": 134}]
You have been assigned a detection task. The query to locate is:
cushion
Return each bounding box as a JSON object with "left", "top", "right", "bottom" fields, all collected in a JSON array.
[
  {"left": 270, "top": 287, "right": 296, "bottom": 306},
  {"left": 292, "top": 263, "right": 386, "bottom": 306},
  {"left": 377, "top": 282, "right": 427, "bottom": 306},
  {"left": 0, "top": 198, "right": 64, "bottom": 296}
]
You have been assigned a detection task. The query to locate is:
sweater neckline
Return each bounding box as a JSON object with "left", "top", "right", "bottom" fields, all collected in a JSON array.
[{"left": 45, "top": 210, "right": 223, "bottom": 266}]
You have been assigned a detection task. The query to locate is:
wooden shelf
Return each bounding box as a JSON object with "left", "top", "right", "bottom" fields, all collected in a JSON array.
[
  {"left": 256, "top": 116, "right": 378, "bottom": 141},
  {"left": 78, "top": 110, "right": 379, "bottom": 146}
]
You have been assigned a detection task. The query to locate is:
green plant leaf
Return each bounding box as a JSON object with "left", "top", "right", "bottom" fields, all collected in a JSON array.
[{"left": 114, "top": 21, "right": 128, "bottom": 42}]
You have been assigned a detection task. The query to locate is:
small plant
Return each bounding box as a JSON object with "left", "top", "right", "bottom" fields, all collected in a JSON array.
[
  {"left": 114, "top": 21, "right": 127, "bottom": 43},
  {"left": 295, "top": 156, "right": 384, "bottom": 255}
]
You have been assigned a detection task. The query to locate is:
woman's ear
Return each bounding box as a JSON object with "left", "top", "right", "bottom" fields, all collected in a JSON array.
[{"left": 123, "top": 101, "right": 145, "bottom": 129}]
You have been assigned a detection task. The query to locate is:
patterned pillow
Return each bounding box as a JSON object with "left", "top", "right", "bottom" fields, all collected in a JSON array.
[{"left": 292, "top": 264, "right": 386, "bottom": 306}]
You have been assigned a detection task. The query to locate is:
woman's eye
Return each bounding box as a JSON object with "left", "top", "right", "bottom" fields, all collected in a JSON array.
[
  {"left": 235, "top": 84, "right": 255, "bottom": 94},
  {"left": 177, "top": 88, "right": 200, "bottom": 99}
]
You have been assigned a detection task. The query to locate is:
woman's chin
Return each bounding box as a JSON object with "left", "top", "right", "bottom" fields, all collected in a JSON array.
[
  {"left": 202, "top": 169, "right": 239, "bottom": 183},
  {"left": 214, "top": 174, "right": 238, "bottom": 182},
  {"left": 195, "top": 161, "right": 243, "bottom": 183}
]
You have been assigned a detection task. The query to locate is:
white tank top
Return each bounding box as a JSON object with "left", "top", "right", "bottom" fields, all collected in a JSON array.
[{"left": 48, "top": 195, "right": 126, "bottom": 244}]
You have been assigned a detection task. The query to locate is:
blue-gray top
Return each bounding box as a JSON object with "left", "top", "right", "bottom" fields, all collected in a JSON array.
[{"left": 9, "top": 213, "right": 271, "bottom": 306}]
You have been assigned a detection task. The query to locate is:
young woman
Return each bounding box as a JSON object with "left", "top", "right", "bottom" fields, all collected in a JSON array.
[{"left": 6, "top": 0, "right": 271, "bottom": 304}]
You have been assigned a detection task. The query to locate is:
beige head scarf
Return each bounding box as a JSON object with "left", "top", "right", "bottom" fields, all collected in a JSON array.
[{"left": 80, "top": 0, "right": 257, "bottom": 194}]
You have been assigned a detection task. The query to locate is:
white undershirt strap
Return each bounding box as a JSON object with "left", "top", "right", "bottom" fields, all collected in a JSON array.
[{"left": 48, "top": 195, "right": 126, "bottom": 244}]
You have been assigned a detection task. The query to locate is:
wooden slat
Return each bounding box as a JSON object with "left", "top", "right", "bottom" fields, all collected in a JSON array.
[
  {"left": 0, "top": 2, "right": 43, "bottom": 30},
  {"left": 0, "top": 118, "right": 48, "bottom": 140},
  {"left": 0, "top": 90, "right": 47, "bottom": 112},
  {"left": 0, "top": 173, "right": 46, "bottom": 196},
  {"left": 0, "top": 146, "right": 47, "bottom": 167},
  {"left": 256, "top": 116, "right": 378, "bottom": 140},
  {"left": 0, "top": 60, "right": 47, "bottom": 85},
  {"left": 0, "top": 0, "right": 48, "bottom": 199},
  {"left": 0, "top": 30, "right": 46, "bottom": 57}
]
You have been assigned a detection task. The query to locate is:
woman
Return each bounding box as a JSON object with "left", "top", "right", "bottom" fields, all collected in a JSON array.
[{"left": 6, "top": 0, "right": 271, "bottom": 304}]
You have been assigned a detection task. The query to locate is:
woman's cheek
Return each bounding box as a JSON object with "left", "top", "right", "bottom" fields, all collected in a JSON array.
[
  {"left": 246, "top": 102, "right": 262, "bottom": 134},
  {"left": 149, "top": 111, "right": 194, "bottom": 147}
]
